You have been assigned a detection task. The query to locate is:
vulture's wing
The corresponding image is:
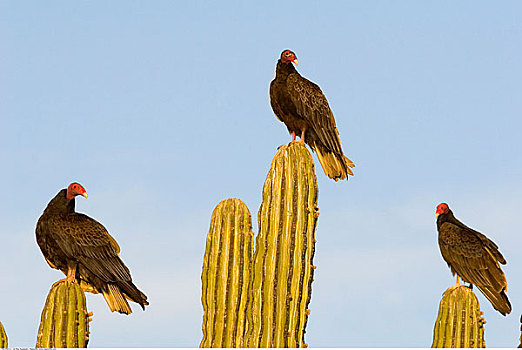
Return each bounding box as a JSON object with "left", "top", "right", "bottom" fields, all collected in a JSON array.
[
  {"left": 269, "top": 79, "right": 286, "bottom": 123},
  {"left": 438, "top": 221, "right": 510, "bottom": 315},
  {"left": 469, "top": 228, "right": 506, "bottom": 264},
  {"left": 50, "top": 213, "right": 130, "bottom": 283},
  {"left": 286, "top": 73, "right": 343, "bottom": 154},
  {"left": 438, "top": 222, "right": 501, "bottom": 285}
]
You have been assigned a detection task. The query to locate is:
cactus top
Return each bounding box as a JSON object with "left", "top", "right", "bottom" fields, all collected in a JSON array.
[{"left": 36, "top": 182, "right": 149, "bottom": 314}]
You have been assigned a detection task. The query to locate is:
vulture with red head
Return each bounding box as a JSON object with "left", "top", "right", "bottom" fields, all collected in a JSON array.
[
  {"left": 269, "top": 49, "right": 355, "bottom": 181},
  {"left": 436, "top": 203, "right": 511, "bottom": 315},
  {"left": 36, "top": 182, "right": 148, "bottom": 314}
]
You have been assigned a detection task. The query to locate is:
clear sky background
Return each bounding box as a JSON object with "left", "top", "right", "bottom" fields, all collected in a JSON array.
[{"left": 1, "top": 1, "right": 521, "bottom": 347}]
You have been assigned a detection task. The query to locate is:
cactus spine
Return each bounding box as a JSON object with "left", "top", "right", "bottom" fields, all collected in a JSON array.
[
  {"left": 36, "top": 280, "right": 90, "bottom": 348},
  {"left": 247, "top": 142, "right": 318, "bottom": 348},
  {"left": 432, "top": 285, "right": 485, "bottom": 348},
  {"left": 0, "top": 321, "right": 7, "bottom": 348},
  {"left": 201, "top": 198, "right": 254, "bottom": 348}
]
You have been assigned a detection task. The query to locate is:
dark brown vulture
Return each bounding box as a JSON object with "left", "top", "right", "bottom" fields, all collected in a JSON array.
[
  {"left": 36, "top": 182, "right": 148, "bottom": 314},
  {"left": 270, "top": 49, "right": 354, "bottom": 181},
  {"left": 436, "top": 203, "right": 511, "bottom": 315}
]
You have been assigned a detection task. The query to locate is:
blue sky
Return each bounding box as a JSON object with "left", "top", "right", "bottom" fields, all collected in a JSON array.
[{"left": 1, "top": 1, "right": 521, "bottom": 347}]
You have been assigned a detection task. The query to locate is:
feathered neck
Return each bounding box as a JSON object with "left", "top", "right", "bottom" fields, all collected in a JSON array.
[
  {"left": 275, "top": 59, "right": 298, "bottom": 79},
  {"left": 437, "top": 210, "right": 469, "bottom": 230},
  {"left": 43, "top": 189, "right": 75, "bottom": 216}
]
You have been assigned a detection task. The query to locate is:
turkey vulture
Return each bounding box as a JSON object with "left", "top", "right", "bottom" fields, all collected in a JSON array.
[
  {"left": 270, "top": 49, "right": 355, "bottom": 181},
  {"left": 36, "top": 182, "right": 148, "bottom": 314},
  {"left": 436, "top": 203, "right": 511, "bottom": 315}
]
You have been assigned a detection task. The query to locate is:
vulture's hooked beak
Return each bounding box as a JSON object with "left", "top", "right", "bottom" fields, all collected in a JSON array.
[
  {"left": 435, "top": 212, "right": 440, "bottom": 218},
  {"left": 293, "top": 59, "right": 299, "bottom": 65},
  {"left": 82, "top": 192, "right": 88, "bottom": 199}
]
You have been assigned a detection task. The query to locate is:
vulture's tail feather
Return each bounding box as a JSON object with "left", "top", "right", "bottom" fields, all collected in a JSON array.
[
  {"left": 119, "top": 281, "right": 149, "bottom": 310},
  {"left": 477, "top": 285, "right": 511, "bottom": 316},
  {"left": 313, "top": 143, "right": 354, "bottom": 181},
  {"left": 102, "top": 284, "right": 133, "bottom": 314}
]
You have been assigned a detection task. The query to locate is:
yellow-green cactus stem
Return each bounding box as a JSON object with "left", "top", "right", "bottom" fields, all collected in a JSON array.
[
  {"left": 518, "top": 314, "right": 522, "bottom": 348},
  {"left": 36, "top": 280, "right": 91, "bottom": 348},
  {"left": 0, "top": 321, "right": 7, "bottom": 348},
  {"left": 432, "top": 284, "right": 486, "bottom": 348},
  {"left": 200, "top": 198, "right": 254, "bottom": 348},
  {"left": 247, "top": 142, "right": 319, "bottom": 348}
]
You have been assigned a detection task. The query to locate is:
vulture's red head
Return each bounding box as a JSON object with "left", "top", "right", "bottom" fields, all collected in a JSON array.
[
  {"left": 280, "top": 49, "right": 298, "bottom": 65},
  {"left": 435, "top": 203, "right": 450, "bottom": 218},
  {"left": 66, "top": 182, "right": 88, "bottom": 200}
]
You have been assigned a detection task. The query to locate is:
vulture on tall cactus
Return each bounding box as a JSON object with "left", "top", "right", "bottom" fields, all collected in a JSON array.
[
  {"left": 436, "top": 202, "right": 511, "bottom": 316},
  {"left": 36, "top": 182, "right": 148, "bottom": 314},
  {"left": 269, "top": 49, "right": 355, "bottom": 181}
]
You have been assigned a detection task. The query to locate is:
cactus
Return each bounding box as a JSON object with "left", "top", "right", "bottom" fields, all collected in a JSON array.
[
  {"left": 200, "top": 198, "right": 254, "bottom": 348},
  {"left": 518, "top": 314, "right": 522, "bottom": 348},
  {"left": 432, "top": 284, "right": 486, "bottom": 348},
  {"left": 247, "top": 142, "right": 319, "bottom": 348},
  {"left": 0, "top": 321, "right": 7, "bottom": 348},
  {"left": 36, "top": 280, "right": 91, "bottom": 348}
]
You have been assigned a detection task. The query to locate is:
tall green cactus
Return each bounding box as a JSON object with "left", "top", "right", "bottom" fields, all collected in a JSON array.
[
  {"left": 36, "top": 280, "right": 91, "bottom": 348},
  {"left": 518, "top": 314, "right": 522, "bottom": 348},
  {"left": 201, "top": 198, "right": 254, "bottom": 348},
  {"left": 432, "top": 284, "right": 486, "bottom": 348},
  {"left": 0, "top": 321, "right": 7, "bottom": 348},
  {"left": 247, "top": 142, "right": 319, "bottom": 348}
]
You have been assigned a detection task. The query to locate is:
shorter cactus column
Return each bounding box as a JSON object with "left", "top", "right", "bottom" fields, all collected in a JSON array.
[
  {"left": 36, "top": 280, "right": 91, "bottom": 348},
  {"left": 0, "top": 321, "right": 7, "bottom": 348},
  {"left": 432, "top": 285, "right": 485, "bottom": 348},
  {"left": 200, "top": 198, "right": 254, "bottom": 348}
]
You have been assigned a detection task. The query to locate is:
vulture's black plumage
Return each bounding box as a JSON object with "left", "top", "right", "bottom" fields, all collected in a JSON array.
[
  {"left": 436, "top": 203, "right": 511, "bottom": 315},
  {"left": 36, "top": 182, "right": 148, "bottom": 314},
  {"left": 270, "top": 49, "right": 354, "bottom": 181}
]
